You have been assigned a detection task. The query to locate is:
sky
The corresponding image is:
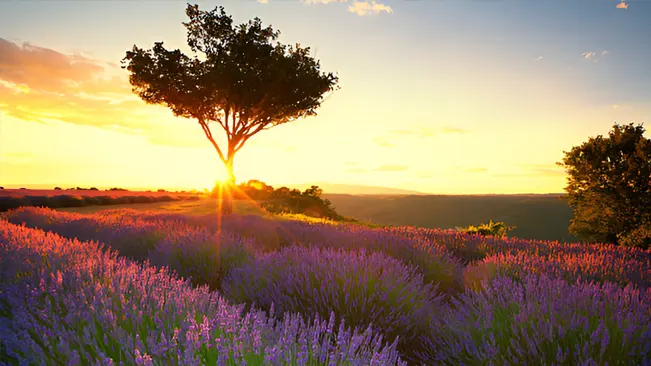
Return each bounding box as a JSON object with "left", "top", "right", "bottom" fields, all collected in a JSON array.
[{"left": 0, "top": 0, "right": 650, "bottom": 194}]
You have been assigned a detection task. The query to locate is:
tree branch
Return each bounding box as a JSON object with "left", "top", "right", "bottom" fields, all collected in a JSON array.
[
  {"left": 199, "top": 120, "right": 226, "bottom": 163},
  {"left": 234, "top": 123, "right": 265, "bottom": 153}
]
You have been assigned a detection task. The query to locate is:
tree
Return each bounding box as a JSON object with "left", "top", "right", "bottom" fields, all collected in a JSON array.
[
  {"left": 558, "top": 123, "right": 651, "bottom": 248},
  {"left": 121, "top": 4, "right": 339, "bottom": 214}
]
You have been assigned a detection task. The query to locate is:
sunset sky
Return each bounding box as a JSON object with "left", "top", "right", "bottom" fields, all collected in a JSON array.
[{"left": 1, "top": 0, "right": 649, "bottom": 194}]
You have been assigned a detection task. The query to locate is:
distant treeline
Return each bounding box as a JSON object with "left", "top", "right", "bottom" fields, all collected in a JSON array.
[{"left": 0, "top": 194, "right": 202, "bottom": 212}]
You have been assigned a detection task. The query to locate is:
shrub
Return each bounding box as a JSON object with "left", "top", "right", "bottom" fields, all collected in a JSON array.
[
  {"left": 0, "top": 220, "right": 405, "bottom": 365},
  {"left": 421, "top": 274, "right": 651, "bottom": 365},
  {"left": 455, "top": 220, "right": 515, "bottom": 238},
  {"left": 222, "top": 245, "right": 443, "bottom": 362},
  {"left": 149, "top": 228, "right": 253, "bottom": 290}
]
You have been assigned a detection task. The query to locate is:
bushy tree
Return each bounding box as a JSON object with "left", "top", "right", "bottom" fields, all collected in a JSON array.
[
  {"left": 121, "top": 4, "right": 339, "bottom": 214},
  {"left": 558, "top": 123, "right": 651, "bottom": 248},
  {"left": 262, "top": 185, "right": 342, "bottom": 220}
]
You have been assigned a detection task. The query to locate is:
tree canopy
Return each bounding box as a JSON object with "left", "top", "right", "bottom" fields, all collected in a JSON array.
[
  {"left": 558, "top": 123, "right": 651, "bottom": 248},
  {"left": 121, "top": 4, "right": 338, "bottom": 212}
]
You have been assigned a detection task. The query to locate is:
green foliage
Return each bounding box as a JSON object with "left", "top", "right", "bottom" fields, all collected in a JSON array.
[
  {"left": 558, "top": 123, "right": 651, "bottom": 249},
  {"left": 262, "top": 185, "right": 344, "bottom": 220},
  {"left": 456, "top": 220, "right": 516, "bottom": 238}
]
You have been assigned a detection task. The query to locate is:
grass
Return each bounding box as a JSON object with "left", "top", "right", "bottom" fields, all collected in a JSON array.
[
  {"left": 323, "top": 193, "right": 578, "bottom": 242},
  {"left": 58, "top": 198, "right": 265, "bottom": 216}
]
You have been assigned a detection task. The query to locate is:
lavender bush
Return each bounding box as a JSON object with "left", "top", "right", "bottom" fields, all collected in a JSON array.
[
  {"left": 222, "top": 245, "right": 443, "bottom": 363},
  {"left": 421, "top": 274, "right": 651, "bottom": 365},
  {"left": 149, "top": 227, "right": 254, "bottom": 291},
  {"left": 4, "top": 206, "right": 651, "bottom": 364},
  {"left": 0, "top": 220, "right": 405, "bottom": 365}
]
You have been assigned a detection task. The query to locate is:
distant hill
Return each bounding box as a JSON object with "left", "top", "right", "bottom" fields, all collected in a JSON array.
[
  {"left": 283, "top": 183, "right": 426, "bottom": 196},
  {"left": 322, "top": 193, "right": 579, "bottom": 243}
]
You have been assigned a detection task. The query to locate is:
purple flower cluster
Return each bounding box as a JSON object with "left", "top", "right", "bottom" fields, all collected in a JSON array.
[
  {"left": 222, "top": 245, "right": 444, "bottom": 362},
  {"left": 387, "top": 225, "right": 651, "bottom": 288},
  {"left": 6, "top": 207, "right": 178, "bottom": 262},
  {"left": 421, "top": 273, "right": 651, "bottom": 365},
  {"left": 4, "top": 206, "right": 651, "bottom": 365},
  {"left": 0, "top": 220, "right": 405, "bottom": 365},
  {"left": 149, "top": 227, "right": 254, "bottom": 291}
]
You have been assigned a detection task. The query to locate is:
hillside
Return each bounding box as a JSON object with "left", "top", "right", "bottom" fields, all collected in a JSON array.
[
  {"left": 283, "top": 183, "right": 426, "bottom": 195},
  {"left": 324, "top": 193, "right": 579, "bottom": 243}
]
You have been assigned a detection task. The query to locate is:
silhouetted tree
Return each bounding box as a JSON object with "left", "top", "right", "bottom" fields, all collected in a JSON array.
[
  {"left": 121, "top": 4, "right": 339, "bottom": 214},
  {"left": 558, "top": 123, "right": 651, "bottom": 248}
]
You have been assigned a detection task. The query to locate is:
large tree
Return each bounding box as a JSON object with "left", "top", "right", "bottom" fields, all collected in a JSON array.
[
  {"left": 121, "top": 4, "right": 338, "bottom": 213},
  {"left": 558, "top": 123, "right": 651, "bottom": 248}
]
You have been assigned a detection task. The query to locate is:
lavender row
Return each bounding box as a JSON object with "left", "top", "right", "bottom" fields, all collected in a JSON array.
[
  {"left": 420, "top": 273, "right": 651, "bottom": 365},
  {"left": 6, "top": 207, "right": 464, "bottom": 294},
  {"left": 223, "top": 245, "right": 444, "bottom": 363},
  {"left": 105, "top": 209, "right": 651, "bottom": 290},
  {"left": 387, "top": 226, "right": 651, "bottom": 288},
  {"left": 0, "top": 220, "right": 405, "bottom": 365}
]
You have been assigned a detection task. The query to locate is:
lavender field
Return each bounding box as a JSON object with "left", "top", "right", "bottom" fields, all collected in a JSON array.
[{"left": 1, "top": 207, "right": 650, "bottom": 365}]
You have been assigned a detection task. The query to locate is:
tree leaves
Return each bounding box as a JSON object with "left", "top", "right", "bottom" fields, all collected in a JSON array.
[
  {"left": 558, "top": 123, "right": 651, "bottom": 248},
  {"left": 120, "top": 3, "right": 339, "bottom": 170}
]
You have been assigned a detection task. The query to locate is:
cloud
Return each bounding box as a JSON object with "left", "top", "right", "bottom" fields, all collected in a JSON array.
[
  {"left": 492, "top": 164, "right": 566, "bottom": 178},
  {"left": 303, "top": 0, "right": 348, "bottom": 3},
  {"left": 0, "top": 38, "right": 158, "bottom": 130},
  {"left": 441, "top": 126, "right": 471, "bottom": 135},
  {"left": 375, "top": 164, "right": 409, "bottom": 172},
  {"left": 388, "top": 126, "right": 470, "bottom": 138},
  {"left": 524, "top": 164, "right": 567, "bottom": 177},
  {"left": 388, "top": 129, "right": 413, "bottom": 135},
  {"left": 344, "top": 167, "right": 367, "bottom": 173},
  {"left": 261, "top": 0, "right": 393, "bottom": 15},
  {"left": 0, "top": 38, "right": 221, "bottom": 149},
  {"left": 348, "top": 1, "right": 393, "bottom": 16},
  {"left": 463, "top": 167, "right": 488, "bottom": 173},
  {"left": 372, "top": 136, "right": 396, "bottom": 148},
  {"left": 582, "top": 50, "right": 610, "bottom": 62},
  {"left": 616, "top": 1, "right": 628, "bottom": 9},
  {"left": 0, "top": 152, "right": 35, "bottom": 164},
  {"left": 344, "top": 161, "right": 359, "bottom": 166},
  {"left": 535, "top": 56, "right": 544, "bottom": 61}
]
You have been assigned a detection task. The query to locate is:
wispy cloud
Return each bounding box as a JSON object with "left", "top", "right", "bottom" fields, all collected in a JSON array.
[
  {"left": 260, "top": 0, "right": 392, "bottom": 16},
  {"left": 524, "top": 164, "right": 567, "bottom": 177},
  {"left": 441, "top": 126, "right": 471, "bottom": 135},
  {"left": 388, "top": 126, "right": 470, "bottom": 138},
  {"left": 348, "top": 1, "right": 393, "bottom": 16},
  {"left": 616, "top": 1, "right": 628, "bottom": 9},
  {"left": 0, "top": 38, "right": 152, "bottom": 130},
  {"left": 0, "top": 152, "right": 35, "bottom": 164},
  {"left": 344, "top": 161, "right": 359, "bottom": 166},
  {"left": 0, "top": 38, "right": 231, "bottom": 149},
  {"left": 582, "top": 50, "right": 610, "bottom": 62},
  {"left": 463, "top": 167, "right": 488, "bottom": 173},
  {"left": 372, "top": 136, "right": 396, "bottom": 148},
  {"left": 535, "top": 56, "right": 544, "bottom": 61},
  {"left": 303, "top": 0, "right": 348, "bottom": 3},
  {"left": 375, "top": 164, "right": 409, "bottom": 172}
]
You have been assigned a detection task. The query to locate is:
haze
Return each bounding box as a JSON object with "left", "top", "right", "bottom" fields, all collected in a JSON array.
[{"left": 0, "top": 0, "right": 649, "bottom": 194}]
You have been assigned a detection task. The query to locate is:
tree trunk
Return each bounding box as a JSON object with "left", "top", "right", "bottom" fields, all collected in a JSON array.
[{"left": 221, "top": 159, "right": 236, "bottom": 215}]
